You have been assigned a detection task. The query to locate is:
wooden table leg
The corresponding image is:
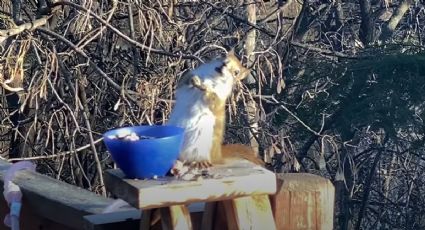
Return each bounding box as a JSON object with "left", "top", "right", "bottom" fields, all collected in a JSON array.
[
  {"left": 140, "top": 209, "right": 153, "bottom": 230},
  {"left": 160, "top": 205, "right": 193, "bottom": 230},
  {"left": 223, "top": 195, "right": 276, "bottom": 230},
  {"left": 201, "top": 202, "right": 217, "bottom": 230}
]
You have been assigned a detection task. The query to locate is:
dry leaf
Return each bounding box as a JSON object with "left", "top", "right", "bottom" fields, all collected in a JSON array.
[{"left": 113, "top": 99, "right": 121, "bottom": 111}]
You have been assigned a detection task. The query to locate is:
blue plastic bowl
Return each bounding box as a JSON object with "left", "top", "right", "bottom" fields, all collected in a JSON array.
[{"left": 103, "top": 125, "right": 185, "bottom": 179}]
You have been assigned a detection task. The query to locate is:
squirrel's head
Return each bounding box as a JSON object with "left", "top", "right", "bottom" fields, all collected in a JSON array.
[{"left": 222, "top": 50, "right": 250, "bottom": 81}]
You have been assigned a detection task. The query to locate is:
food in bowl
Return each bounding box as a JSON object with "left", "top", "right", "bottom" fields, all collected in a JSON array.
[
  {"left": 103, "top": 125, "right": 185, "bottom": 179},
  {"left": 106, "top": 131, "right": 155, "bottom": 141}
]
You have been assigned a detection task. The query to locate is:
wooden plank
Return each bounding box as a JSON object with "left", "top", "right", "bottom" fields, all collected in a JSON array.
[
  {"left": 1, "top": 188, "right": 75, "bottom": 230},
  {"left": 271, "top": 173, "right": 335, "bottom": 230},
  {"left": 222, "top": 200, "right": 238, "bottom": 230},
  {"left": 189, "top": 211, "right": 204, "bottom": 230},
  {"left": 0, "top": 195, "right": 9, "bottom": 230},
  {"left": 139, "top": 209, "right": 153, "bottom": 230},
  {"left": 0, "top": 160, "right": 137, "bottom": 229},
  {"left": 201, "top": 202, "right": 217, "bottom": 230},
  {"left": 160, "top": 205, "right": 193, "bottom": 230},
  {"left": 104, "top": 160, "right": 277, "bottom": 209},
  {"left": 147, "top": 206, "right": 204, "bottom": 230},
  {"left": 83, "top": 210, "right": 141, "bottom": 230},
  {"left": 213, "top": 202, "right": 228, "bottom": 230},
  {"left": 84, "top": 205, "right": 205, "bottom": 230},
  {"left": 223, "top": 195, "right": 276, "bottom": 230}
]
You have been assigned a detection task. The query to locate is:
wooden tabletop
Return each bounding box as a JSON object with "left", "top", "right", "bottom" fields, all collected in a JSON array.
[{"left": 104, "top": 160, "right": 277, "bottom": 209}]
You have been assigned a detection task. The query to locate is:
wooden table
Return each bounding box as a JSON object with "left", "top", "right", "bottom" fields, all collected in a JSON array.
[{"left": 104, "top": 160, "right": 277, "bottom": 230}]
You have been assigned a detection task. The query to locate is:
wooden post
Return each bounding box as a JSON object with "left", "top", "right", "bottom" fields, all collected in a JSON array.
[{"left": 271, "top": 173, "right": 335, "bottom": 230}]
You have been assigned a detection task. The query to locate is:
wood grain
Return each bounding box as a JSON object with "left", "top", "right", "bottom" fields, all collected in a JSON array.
[
  {"left": 200, "top": 202, "right": 217, "bottom": 230},
  {"left": 271, "top": 173, "right": 335, "bottom": 230},
  {"left": 160, "top": 205, "right": 192, "bottom": 230},
  {"left": 223, "top": 195, "right": 276, "bottom": 230},
  {"left": 0, "top": 160, "right": 137, "bottom": 229},
  {"left": 104, "top": 160, "right": 277, "bottom": 209}
]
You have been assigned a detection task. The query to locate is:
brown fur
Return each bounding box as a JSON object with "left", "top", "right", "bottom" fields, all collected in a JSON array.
[
  {"left": 189, "top": 52, "right": 263, "bottom": 167},
  {"left": 222, "top": 144, "right": 265, "bottom": 166}
]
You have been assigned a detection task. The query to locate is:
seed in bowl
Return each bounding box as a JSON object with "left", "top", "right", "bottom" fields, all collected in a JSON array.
[{"left": 107, "top": 132, "right": 155, "bottom": 141}]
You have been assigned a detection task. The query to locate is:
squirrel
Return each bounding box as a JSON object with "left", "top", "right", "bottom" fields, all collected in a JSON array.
[{"left": 167, "top": 51, "right": 264, "bottom": 168}]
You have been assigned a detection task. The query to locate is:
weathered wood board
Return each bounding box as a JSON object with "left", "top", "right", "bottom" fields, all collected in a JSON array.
[
  {"left": 83, "top": 210, "right": 141, "bottom": 230},
  {"left": 271, "top": 173, "right": 335, "bottom": 230},
  {"left": 0, "top": 159, "right": 138, "bottom": 229},
  {"left": 159, "top": 205, "right": 193, "bottom": 230},
  {"left": 223, "top": 194, "right": 276, "bottom": 230},
  {"left": 104, "top": 160, "right": 277, "bottom": 209}
]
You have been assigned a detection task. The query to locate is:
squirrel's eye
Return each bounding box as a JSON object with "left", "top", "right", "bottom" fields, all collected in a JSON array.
[{"left": 234, "top": 69, "right": 240, "bottom": 75}]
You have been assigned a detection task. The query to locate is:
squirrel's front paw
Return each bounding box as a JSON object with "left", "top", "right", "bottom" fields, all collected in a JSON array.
[
  {"left": 190, "top": 76, "right": 206, "bottom": 91},
  {"left": 187, "top": 160, "right": 213, "bottom": 169}
]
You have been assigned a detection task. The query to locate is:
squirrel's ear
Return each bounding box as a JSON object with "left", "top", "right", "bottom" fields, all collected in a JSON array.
[{"left": 224, "top": 49, "right": 236, "bottom": 64}]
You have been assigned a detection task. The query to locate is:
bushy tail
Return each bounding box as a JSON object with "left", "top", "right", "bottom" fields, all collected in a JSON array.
[{"left": 221, "top": 144, "right": 265, "bottom": 166}]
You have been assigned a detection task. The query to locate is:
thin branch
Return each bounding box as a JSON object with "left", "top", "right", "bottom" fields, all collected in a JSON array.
[
  {"left": 127, "top": 0, "right": 139, "bottom": 75},
  {"left": 36, "top": 27, "right": 138, "bottom": 104},
  {"left": 355, "top": 148, "right": 385, "bottom": 230},
  {"left": 8, "top": 138, "right": 104, "bottom": 161},
  {"left": 291, "top": 41, "right": 361, "bottom": 59},
  {"left": 379, "top": 0, "right": 414, "bottom": 42},
  {"left": 270, "top": 95, "right": 321, "bottom": 136},
  {"left": 53, "top": 1, "right": 201, "bottom": 60},
  {"left": 0, "top": 16, "right": 51, "bottom": 41},
  {"left": 78, "top": 81, "right": 107, "bottom": 196}
]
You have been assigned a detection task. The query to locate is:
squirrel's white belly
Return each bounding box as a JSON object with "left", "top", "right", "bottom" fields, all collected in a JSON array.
[{"left": 167, "top": 88, "right": 215, "bottom": 162}]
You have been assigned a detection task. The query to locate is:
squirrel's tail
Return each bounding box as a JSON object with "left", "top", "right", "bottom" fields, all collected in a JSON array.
[{"left": 221, "top": 144, "right": 265, "bottom": 166}]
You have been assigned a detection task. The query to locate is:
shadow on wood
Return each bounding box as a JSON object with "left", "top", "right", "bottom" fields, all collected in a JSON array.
[
  {"left": 1, "top": 194, "right": 75, "bottom": 230},
  {"left": 0, "top": 159, "right": 140, "bottom": 230}
]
